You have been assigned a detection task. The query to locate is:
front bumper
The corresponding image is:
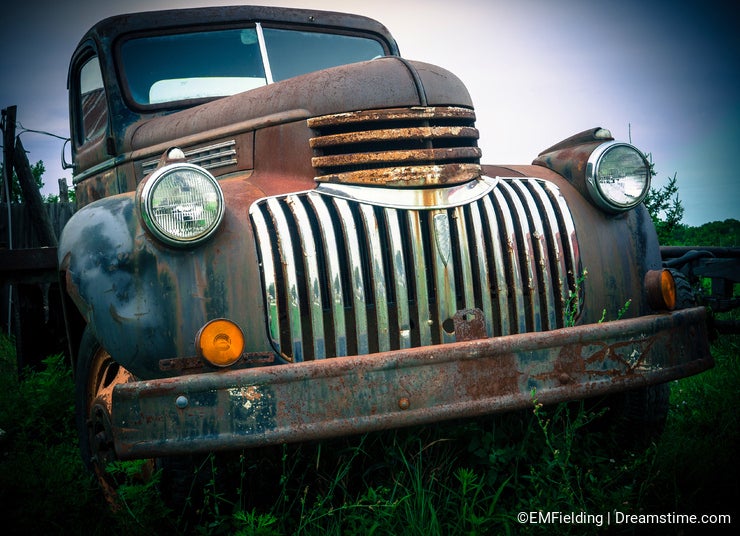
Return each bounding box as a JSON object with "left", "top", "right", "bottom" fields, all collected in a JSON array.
[{"left": 113, "top": 307, "right": 712, "bottom": 459}]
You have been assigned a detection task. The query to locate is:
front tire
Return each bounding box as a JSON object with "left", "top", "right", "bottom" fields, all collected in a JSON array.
[
  {"left": 74, "top": 327, "right": 215, "bottom": 514},
  {"left": 74, "top": 326, "right": 141, "bottom": 508},
  {"left": 597, "top": 269, "right": 696, "bottom": 447}
]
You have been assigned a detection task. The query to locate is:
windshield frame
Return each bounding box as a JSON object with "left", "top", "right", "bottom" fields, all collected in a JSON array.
[{"left": 115, "top": 21, "right": 391, "bottom": 112}]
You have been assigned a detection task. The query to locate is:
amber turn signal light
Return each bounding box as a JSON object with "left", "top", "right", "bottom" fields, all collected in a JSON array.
[
  {"left": 196, "top": 319, "right": 245, "bottom": 367},
  {"left": 645, "top": 269, "right": 677, "bottom": 311}
]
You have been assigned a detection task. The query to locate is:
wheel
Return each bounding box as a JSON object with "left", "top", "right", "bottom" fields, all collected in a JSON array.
[
  {"left": 75, "top": 326, "right": 147, "bottom": 509},
  {"left": 75, "top": 327, "right": 220, "bottom": 514},
  {"left": 595, "top": 269, "right": 696, "bottom": 447},
  {"left": 668, "top": 267, "right": 698, "bottom": 309},
  {"left": 604, "top": 383, "right": 671, "bottom": 447}
]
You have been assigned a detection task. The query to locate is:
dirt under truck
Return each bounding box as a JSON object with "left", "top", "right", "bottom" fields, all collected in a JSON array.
[{"left": 55, "top": 5, "right": 716, "bottom": 499}]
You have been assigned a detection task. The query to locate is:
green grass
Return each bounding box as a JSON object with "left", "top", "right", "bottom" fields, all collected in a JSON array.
[
  {"left": 1, "top": 323, "right": 737, "bottom": 535},
  {"left": 0, "top": 340, "right": 110, "bottom": 534}
]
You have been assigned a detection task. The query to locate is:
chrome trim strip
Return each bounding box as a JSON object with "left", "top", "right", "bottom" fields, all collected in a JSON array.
[
  {"left": 255, "top": 22, "right": 274, "bottom": 85},
  {"left": 72, "top": 155, "right": 126, "bottom": 185},
  {"left": 316, "top": 176, "right": 497, "bottom": 210}
]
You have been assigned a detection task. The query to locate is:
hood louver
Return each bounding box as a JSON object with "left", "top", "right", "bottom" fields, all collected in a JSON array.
[{"left": 309, "top": 106, "right": 481, "bottom": 187}]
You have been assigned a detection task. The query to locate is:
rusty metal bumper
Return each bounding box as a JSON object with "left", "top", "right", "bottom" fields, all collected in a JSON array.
[{"left": 113, "top": 307, "right": 712, "bottom": 459}]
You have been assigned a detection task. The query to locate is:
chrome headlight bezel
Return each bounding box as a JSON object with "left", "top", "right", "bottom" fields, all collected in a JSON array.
[
  {"left": 139, "top": 162, "right": 225, "bottom": 247},
  {"left": 585, "top": 141, "right": 651, "bottom": 213}
]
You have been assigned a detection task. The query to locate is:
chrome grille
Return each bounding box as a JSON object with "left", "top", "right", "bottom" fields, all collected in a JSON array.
[{"left": 250, "top": 178, "right": 580, "bottom": 362}]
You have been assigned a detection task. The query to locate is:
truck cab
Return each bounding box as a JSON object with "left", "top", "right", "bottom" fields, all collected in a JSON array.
[{"left": 58, "top": 5, "right": 712, "bottom": 500}]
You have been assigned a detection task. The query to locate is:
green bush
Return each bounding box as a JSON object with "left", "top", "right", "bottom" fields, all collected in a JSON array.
[{"left": 0, "top": 342, "right": 108, "bottom": 533}]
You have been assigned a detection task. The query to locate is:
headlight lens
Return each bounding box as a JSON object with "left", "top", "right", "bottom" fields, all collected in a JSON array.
[
  {"left": 586, "top": 142, "right": 651, "bottom": 212},
  {"left": 140, "top": 163, "right": 224, "bottom": 246}
]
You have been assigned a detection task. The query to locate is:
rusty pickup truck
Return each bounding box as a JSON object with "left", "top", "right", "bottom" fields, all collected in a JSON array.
[{"left": 56, "top": 5, "right": 713, "bottom": 498}]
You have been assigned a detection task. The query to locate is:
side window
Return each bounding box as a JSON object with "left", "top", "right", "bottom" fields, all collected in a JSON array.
[{"left": 77, "top": 56, "right": 108, "bottom": 144}]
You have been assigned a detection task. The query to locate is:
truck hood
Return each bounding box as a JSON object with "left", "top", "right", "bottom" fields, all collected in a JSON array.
[{"left": 124, "top": 57, "right": 474, "bottom": 153}]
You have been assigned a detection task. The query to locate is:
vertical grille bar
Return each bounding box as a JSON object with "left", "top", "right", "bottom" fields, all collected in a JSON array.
[
  {"left": 491, "top": 187, "right": 527, "bottom": 333},
  {"left": 543, "top": 180, "right": 580, "bottom": 301},
  {"left": 498, "top": 181, "right": 542, "bottom": 332},
  {"left": 250, "top": 208, "right": 282, "bottom": 354},
  {"left": 468, "top": 202, "right": 495, "bottom": 336},
  {"left": 524, "top": 181, "right": 570, "bottom": 326},
  {"left": 385, "top": 209, "right": 412, "bottom": 349},
  {"left": 358, "top": 204, "right": 391, "bottom": 352},
  {"left": 510, "top": 181, "right": 558, "bottom": 331},
  {"left": 250, "top": 178, "right": 580, "bottom": 362},
  {"left": 408, "top": 211, "right": 433, "bottom": 346},
  {"left": 266, "top": 197, "right": 304, "bottom": 361},
  {"left": 333, "top": 198, "right": 370, "bottom": 355},
  {"left": 306, "top": 193, "right": 348, "bottom": 357},
  {"left": 453, "top": 205, "right": 476, "bottom": 311},
  {"left": 480, "top": 195, "right": 510, "bottom": 336},
  {"left": 285, "top": 195, "right": 326, "bottom": 359},
  {"left": 430, "top": 210, "right": 457, "bottom": 344}
]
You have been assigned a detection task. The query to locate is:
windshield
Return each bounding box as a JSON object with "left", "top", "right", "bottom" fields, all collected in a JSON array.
[
  {"left": 120, "top": 25, "right": 387, "bottom": 106},
  {"left": 262, "top": 28, "right": 386, "bottom": 81}
]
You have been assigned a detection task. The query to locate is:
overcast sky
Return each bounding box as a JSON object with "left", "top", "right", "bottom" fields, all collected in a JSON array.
[{"left": 1, "top": 0, "right": 738, "bottom": 226}]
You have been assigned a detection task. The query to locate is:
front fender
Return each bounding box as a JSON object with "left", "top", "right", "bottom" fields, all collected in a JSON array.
[{"left": 58, "top": 177, "right": 272, "bottom": 379}]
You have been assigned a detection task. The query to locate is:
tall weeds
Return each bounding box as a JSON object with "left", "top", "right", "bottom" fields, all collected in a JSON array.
[{"left": 1, "top": 324, "right": 737, "bottom": 535}]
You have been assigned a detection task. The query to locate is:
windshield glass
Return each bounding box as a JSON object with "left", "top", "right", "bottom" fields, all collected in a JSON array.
[
  {"left": 262, "top": 28, "right": 385, "bottom": 81},
  {"left": 120, "top": 26, "right": 387, "bottom": 106}
]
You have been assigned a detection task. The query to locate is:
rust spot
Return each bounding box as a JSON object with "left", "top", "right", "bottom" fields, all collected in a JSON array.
[
  {"left": 244, "top": 385, "right": 261, "bottom": 401},
  {"left": 453, "top": 308, "right": 487, "bottom": 341}
]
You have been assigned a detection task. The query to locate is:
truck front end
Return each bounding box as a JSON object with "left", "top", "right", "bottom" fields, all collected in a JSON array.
[{"left": 57, "top": 6, "right": 711, "bottom": 477}]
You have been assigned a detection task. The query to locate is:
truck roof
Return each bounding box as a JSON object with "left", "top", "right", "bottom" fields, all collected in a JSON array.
[{"left": 75, "top": 5, "right": 400, "bottom": 55}]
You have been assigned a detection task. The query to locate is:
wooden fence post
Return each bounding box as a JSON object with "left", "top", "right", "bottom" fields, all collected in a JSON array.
[
  {"left": 58, "top": 178, "right": 69, "bottom": 203},
  {"left": 1, "top": 106, "right": 16, "bottom": 207},
  {"left": 13, "top": 137, "right": 57, "bottom": 247}
]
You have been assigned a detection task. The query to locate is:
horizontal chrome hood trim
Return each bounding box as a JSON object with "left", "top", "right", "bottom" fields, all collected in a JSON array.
[{"left": 316, "top": 176, "right": 499, "bottom": 209}]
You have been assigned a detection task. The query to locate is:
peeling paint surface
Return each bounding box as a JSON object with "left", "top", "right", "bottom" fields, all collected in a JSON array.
[{"left": 113, "top": 307, "right": 712, "bottom": 459}]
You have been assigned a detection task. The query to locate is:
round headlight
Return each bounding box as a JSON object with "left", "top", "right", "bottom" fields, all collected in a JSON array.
[
  {"left": 140, "top": 163, "right": 225, "bottom": 246},
  {"left": 585, "top": 142, "right": 651, "bottom": 213}
]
